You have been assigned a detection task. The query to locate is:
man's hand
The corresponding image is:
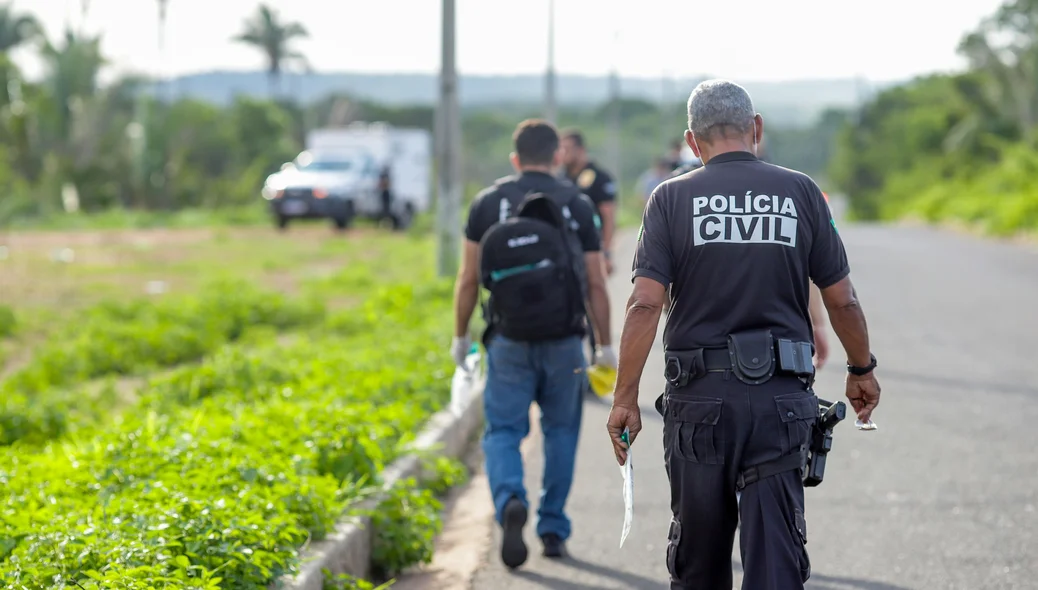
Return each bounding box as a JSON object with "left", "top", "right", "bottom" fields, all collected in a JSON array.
[
  {"left": 595, "top": 344, "right": 618, "bottom": 369},
  {"left": 451, "top": 336, "right": 471, "bottom": 368},
  {"left": 606, "top": 402, "right": 642, "bottom": 466},
  {"left": 604, "top": 252, "right": 615, "bottom": 276},
  {"left": 845, "top": 372, "right": 881, "bottom": 423},
  {"left": 813, "top": 325, "right": 829, "bottom": 369}
]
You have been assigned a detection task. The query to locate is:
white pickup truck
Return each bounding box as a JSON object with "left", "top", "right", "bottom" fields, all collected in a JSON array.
[{"left": 261, "top": 123, "right": 432, "bottom": 231}]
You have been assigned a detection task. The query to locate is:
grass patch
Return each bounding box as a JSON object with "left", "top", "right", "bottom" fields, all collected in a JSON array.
[{"left": 0, "top": 281, "right": 457, "bottom": 589}]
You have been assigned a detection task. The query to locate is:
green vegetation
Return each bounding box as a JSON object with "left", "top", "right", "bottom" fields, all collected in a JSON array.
[
  {"left": 0, "top": 278, "right": 458, "bottom": 588},
  {"left": 830, "top": 0, "right": 1038, "bottom": 235},
  {"left": 0, "top": 224, "right": 470, "bottom": 588}
]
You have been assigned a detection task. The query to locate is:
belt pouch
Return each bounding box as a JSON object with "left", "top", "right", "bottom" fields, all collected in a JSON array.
[
  {"left": 727, "top": 329, "right": 776, "bottom": 385},
  {"left": 777, "top": 338, "right": 815, "bottom": 376}
]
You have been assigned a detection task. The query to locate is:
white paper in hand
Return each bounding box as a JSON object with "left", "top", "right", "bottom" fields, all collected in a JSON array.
[
  {"left": 619, "top": 427, "right": 634, "bottom": 548},
  {"left": 855, "top": 419, "right": 878, "bottom": 431}
]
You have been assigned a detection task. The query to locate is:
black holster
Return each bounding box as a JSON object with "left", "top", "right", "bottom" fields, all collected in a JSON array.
[{"left": 664, "top": 348, "right": 730, "bottom": 388}]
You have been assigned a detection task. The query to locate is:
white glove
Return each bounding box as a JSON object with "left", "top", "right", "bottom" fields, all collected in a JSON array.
[
  {"left": 451, "top": 336, "right": 471, "bottom": 368},
  {"left": 595, "top": 345, "right": 618, "bottom": 369}
]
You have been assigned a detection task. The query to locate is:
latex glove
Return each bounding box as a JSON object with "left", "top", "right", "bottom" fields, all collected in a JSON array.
[
  {"left": 595, "top": 345, "right": 618, "bottom": 369},
  {"left": 451, "top": 335, "right": 471, "bottom": 368}
]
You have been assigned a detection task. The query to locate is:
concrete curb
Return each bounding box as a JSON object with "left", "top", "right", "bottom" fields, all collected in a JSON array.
[{"left": 276, "top": 381, "right": 486, "bottom": 590}]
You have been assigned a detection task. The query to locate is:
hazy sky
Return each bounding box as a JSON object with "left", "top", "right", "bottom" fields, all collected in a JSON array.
[{"left": 11, "top": 0, "right": 1006, "bottom": 83}]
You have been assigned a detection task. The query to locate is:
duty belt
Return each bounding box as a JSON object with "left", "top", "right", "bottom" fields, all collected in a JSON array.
[{"left": 664, "top": 334, "right": 815, "bottom": 388}]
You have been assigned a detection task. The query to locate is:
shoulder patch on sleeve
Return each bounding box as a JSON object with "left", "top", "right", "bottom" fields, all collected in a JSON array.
[{"left": 577, "top": 168, "right": 596, "bottom": 189}]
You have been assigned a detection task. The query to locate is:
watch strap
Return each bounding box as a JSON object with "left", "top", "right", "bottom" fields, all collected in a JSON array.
[{"left": 847, "top": 354, "right": 877, "bottom": 376}]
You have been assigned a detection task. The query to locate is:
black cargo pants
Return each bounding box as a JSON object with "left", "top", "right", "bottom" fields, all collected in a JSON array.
[{"left": 658, "top": 372, "right": 816, "bottom": 590}]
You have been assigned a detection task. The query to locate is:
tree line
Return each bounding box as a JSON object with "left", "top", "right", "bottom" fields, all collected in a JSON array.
[
  {"left": 0, "top": 1, "right": 847, "bottom": 227},
  {"left": 830, "top": 0, "right": 1038, "bottom": 235}
]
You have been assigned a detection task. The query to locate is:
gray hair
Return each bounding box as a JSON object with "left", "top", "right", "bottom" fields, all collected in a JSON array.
[{"left": 686, "top": 79, "right": 756, "bottom": 141}]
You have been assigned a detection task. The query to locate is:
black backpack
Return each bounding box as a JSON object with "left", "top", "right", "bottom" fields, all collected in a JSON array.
[{"left": 478, "top": 188, "right": 587, "bottom": 342}]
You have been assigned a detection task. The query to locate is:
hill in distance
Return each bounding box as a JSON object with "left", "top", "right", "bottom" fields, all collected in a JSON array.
[{"left": 163, "top": 71, "right": 901, "bottom": 127}]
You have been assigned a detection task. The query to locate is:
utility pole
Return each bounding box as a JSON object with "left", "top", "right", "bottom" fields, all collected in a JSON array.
[
  {"left": 607, "top": 30, "right": 622, "bottom": 207},
  {"left": 544, "top": 0, "right": 557, "bottom": 124},
  {"left": 436, "top": 0, "right": 462, "bottom": 278},
  {"left": 158, "top": 0, "right": 169, "bottom": 102}
]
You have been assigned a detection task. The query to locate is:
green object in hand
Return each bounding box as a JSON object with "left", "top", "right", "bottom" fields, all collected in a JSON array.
[{"left": 621, "top": 430, "right": 629, "bottom": 445}]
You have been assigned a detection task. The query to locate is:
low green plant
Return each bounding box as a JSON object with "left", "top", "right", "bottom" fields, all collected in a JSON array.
[
  {"left": 323, "top": 570, "right": 394, "bottom": 590},
  {"left": 422, "top": 456, "right": 470, "bottom": 497},
  {"left": 0, "top": 280, "right": 456, "bottom": 589},
  {"left": 0, "top": 305, "right": 14, "bottom": 338},
  {"left": 3, "top": 279, "right": 324, "bottom": 394},
  {"left": 866, "top": 142, "right": 1038, "bottom": 236},
  {"left": 369, "top": 481, "right": 444, "bottom": 581},
  {"left": 0, "top": 280, "right": 325, "bottom": 446}
]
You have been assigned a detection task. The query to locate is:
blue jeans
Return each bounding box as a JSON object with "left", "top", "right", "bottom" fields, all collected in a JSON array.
[{"left": 482, "top": 333, "right": 586, "bottom": 541}]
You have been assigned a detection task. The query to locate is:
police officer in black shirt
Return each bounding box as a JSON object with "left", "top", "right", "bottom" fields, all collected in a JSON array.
[
  {"left": 669, "top": 158, "right": 702, "bottom": 178},
  {"left": 605, "top": 80, "right": 882, "bottom": 590},
  {"left": 559, "top": 129, "right": 618, "bottom": 275},
  {"left": 664, "top": 139, "right": 685, "bottom": 172},
  {"left": 452, "top": 119, "right": 615, "bottom": 568}
]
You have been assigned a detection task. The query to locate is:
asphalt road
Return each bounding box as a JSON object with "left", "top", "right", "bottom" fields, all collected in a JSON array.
[{"left": 468, "top": 202, "right": 1038, "bottom": 590}]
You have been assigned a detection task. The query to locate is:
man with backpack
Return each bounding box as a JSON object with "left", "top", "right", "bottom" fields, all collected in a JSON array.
[{"left": 451, "top": 119, "right": 615, "bottom": 569}]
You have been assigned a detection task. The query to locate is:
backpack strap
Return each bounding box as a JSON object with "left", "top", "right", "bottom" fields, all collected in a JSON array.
[{"left": 491, "top": 178, "right": 530, "bottom": 223}]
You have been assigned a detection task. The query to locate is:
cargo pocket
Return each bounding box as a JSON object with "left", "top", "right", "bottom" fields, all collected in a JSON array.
[
  {"left": 794, "top": 507, "right": 811, "bottom": 582},
  {"left": 775, "top": 393, "right": 818, "bottom": 455},
  {"left": 665, "top": 397, "right": 724, "bottom": 465},
  {"left": 665, "top": 517, "right": 682, "bottom": 579}
]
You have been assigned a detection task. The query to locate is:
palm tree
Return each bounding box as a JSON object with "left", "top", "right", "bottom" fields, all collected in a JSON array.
[
  {"left": 0, "top": 4, "right": 41, "bottom": 104},
  {"left": 41, "top": 29, "right": 106, "bottom": 140},
  {"left": 0, "top": 3, "right": 39, "bottom": 52},
  {"left": 232, "top": 3, "right": 309, "bottom": 99}
]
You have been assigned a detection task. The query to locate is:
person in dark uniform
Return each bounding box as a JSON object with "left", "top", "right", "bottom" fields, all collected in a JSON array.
[
  {"left": 605, "top": 79, "right": 882, "bottom": 590},
  {"left": 559, "top": 129, "right": 618, "bottom": 275},
  {"left": 664, "top": 139, "right": 685, "bottom": 171},
  {"left": 451, "top": 119, "right": 615, "bottom": 568},
  {"left": 669, "top": 159, "right": 702, "bottom": 178},
  {"left": 378, "top": 165, "right": 393, "bottom": 222},
  {"left": 559, "top": 129, "right": 618, "bottom": 373}
]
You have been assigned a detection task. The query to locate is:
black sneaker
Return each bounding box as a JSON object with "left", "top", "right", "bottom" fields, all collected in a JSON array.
[
  {"left": 501, "top": 498, "right": 528, "bottom": 569},
  {"left": 541, "top": 533, "right": 567, "bottom": 558}
]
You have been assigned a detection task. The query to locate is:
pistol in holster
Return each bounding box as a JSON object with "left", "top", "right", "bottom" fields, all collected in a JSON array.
[{"left": 803, "top": 397, "right": 846, "bottom": 487}]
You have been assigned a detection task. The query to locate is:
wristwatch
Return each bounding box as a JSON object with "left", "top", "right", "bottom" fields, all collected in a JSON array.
[
  {"left": 604, "top": 250, "right": 612, "bottom": 260},
  {"left": 847, "top": 354, "right": 877, "bottom": 376}
]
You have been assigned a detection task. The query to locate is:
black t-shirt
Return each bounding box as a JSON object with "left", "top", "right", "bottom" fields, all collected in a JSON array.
[
  {"left": 464, "top": 171, "right": 601, "bottom": 253},
  {"left": 564, "top": 161, "right": 617, "bottom": 217},
  {"left": 633, "top": 151, "right": 849, "bottom": 350}
]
